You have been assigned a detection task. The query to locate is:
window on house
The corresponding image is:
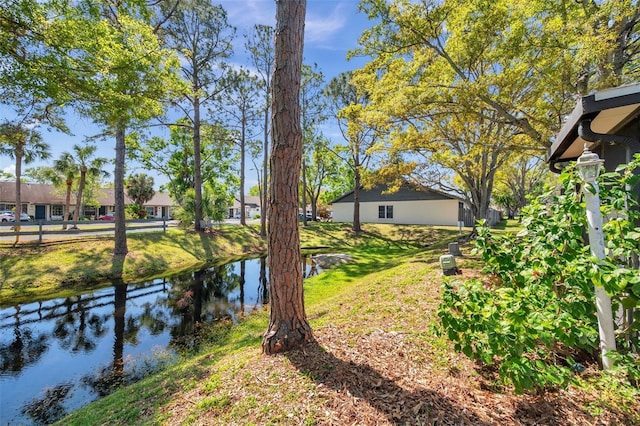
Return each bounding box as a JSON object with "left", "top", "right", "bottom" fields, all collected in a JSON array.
[
  {"left": 51, "top": 205, "right": 63, "bottom": 216},
  {"left": 378, "top": 205, "right": 393, "bottom": 219}
]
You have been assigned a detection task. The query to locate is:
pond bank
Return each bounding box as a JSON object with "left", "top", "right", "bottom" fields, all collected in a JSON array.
[
  {"left": 1, "top": 223, "right": 460, "bottom": 306},
  {"left": 2, "top": 255, "right": 328, "bottom": 425},
  {"left": 0, "top": 225, "right": 268, "bottom": 305}
]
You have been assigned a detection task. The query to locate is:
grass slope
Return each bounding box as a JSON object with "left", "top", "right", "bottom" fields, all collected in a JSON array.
[
  {"left": 0, "top": 225, "right": 267, "bottom": 305},
  {"left": 54, "top": 223, "right": 639, "bottom": 425}
]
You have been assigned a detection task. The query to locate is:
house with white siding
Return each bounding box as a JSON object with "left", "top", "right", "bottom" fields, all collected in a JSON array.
[
  {"left": 330, "top": 182, "right": 470, "bottom": 227},
  {"left": 227, "top": 195, "right": 261, "bottom": 219}
]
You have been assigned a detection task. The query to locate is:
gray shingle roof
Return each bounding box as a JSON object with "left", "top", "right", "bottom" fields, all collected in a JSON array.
[
  {"left": 331, "top": 182, "right": 459, "bottom": 204},
  {"left": 0, "top": 182, "right": 174, "bottom": 207}
]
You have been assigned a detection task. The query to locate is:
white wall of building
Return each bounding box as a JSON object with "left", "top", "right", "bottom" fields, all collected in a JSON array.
[{"left": 332, "top": 199, "right": 461, "bottom": 227}]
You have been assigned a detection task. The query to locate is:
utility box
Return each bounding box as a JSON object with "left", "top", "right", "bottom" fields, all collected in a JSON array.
[
  {"left": 439, "top": 254, "right": 460, "bottom": 276},
  {"left": 448, "top": 242, "right": 462, "bottom": 256}
]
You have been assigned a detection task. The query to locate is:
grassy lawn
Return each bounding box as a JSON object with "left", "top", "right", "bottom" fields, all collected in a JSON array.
[
  {"left": 0, "top": 225, "right": 268, "bottom": 305},
  {"left": 37, "top": 222, "right": 639, "bottom": 425}
]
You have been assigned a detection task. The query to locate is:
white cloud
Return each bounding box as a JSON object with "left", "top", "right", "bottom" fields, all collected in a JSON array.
[
  {"left": 224, "top": 0, "right": 276, "bottom": 28},
  {"left": 305, "top": 3, "right": 349, "bottom": 43},
  {"left": 3, "top": 164, "right": 15, "bottom": 177},
  {"left": 224, "top": 1, "right": 351, "bottom": 44}
]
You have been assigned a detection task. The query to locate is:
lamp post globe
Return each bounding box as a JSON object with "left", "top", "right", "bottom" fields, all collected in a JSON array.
[
  {"left": 576, "top": 144, "right": 616, "bottom": 370},
  {"left": 576, "top": 145, "right": 605, "bottom": 182}
]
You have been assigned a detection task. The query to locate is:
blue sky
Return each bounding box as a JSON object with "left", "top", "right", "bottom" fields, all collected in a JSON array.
[{"left": 1, "top": 0, "right": 374, "bottom": 189}]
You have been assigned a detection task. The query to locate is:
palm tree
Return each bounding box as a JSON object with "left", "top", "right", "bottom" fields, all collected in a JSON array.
[
  {"left": 67, "top": 144, "right": 109, "bottom": 228},
  {"left": 53, "top": 153, "right": 78, "bottom": 230},
  {"left": 0, "top": 122, "right": 50, "bottom": 241},
  {"left": 125, "top": 173, "right": 155, "bottom": 218}
]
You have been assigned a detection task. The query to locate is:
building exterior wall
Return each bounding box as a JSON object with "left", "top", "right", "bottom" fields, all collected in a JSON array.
[
  {"left": 0, "top": 182, "right": 175, "bottom": 221},
  {"left": 331, "top": 203, "right": 353, "bottom": 223},
  {"left": 332, "top": 199, "right": 461, "bottom": 226}
]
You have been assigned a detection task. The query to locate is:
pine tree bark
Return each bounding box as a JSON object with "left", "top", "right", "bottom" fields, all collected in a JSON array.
[
  {"left": 262, "top": 0, "right": 312, "bottom": 355},
  {"left": 114, "top": 122, "right": 128, "bottom": 257}
]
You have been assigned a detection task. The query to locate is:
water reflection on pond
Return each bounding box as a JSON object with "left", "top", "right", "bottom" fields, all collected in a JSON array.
[{"left": 0, "top": 255, "right": 320, "bottom": 425}]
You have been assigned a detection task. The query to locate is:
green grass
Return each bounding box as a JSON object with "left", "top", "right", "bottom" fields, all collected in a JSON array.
[
  {"left": 49, "top": 223, "right": 460, "bottom": 424},
  {"left": 0, "top": 225, "right": 267, "bottom": 305},
  {"left": 53, "top": 224, "right": 639, "bottom": 425},
  {"left": 0, "top": 222, "right": 462, "bottom": 306}
]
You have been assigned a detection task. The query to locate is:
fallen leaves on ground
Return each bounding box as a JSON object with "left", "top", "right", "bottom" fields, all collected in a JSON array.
[{"left": 158, "top": 261, "right": 639, "bottom": 425}]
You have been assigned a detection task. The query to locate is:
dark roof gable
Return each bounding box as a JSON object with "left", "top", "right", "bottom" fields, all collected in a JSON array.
[{"left": 331, "top": 182, "right": 459, "bottom": 204}]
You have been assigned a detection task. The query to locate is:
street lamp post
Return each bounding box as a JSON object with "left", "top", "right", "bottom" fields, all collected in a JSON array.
[{"left": 576, "top": 145, "right": 616, "bottom": 370}]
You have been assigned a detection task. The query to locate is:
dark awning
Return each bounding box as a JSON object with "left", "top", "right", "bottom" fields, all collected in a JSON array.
[{"left": 548, "top": 83, "right": 640, "bottom": 165}]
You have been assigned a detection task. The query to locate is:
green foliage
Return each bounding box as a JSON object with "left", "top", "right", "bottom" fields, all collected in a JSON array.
[
  {"left": 125, "top": 173, "right": 155, "bottom": 217},
  {"left": 438, "top": 156, "right": 640, "bottom": 393},
  {"left": 173, "top": 180, "right": 234, "bottom": 228},
  {"left": 128, "top": 121, "right": 238, "bottom": 213},
  {"left": 125, "top": 203, "right": 145, "bottom": 219}
]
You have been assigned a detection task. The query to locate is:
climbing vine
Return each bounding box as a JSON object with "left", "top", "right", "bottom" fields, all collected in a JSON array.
[{"left": 438, "top": 155, "right": 640, "bottom": 393}]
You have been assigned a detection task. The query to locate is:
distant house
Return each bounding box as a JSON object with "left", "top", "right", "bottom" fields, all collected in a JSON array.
[
  {"left": 548, "top": 83, "right": 640, "bottom": 201},
  {"left": 95, "top": 188, "right": 174, "bottom": 219},
  {"left": 0, "top": 182, "right": 175, "bottom": 220},
  {"left": 0, "top": 182, "right": 65, "bottom": 220},
  {"left": 330, "top": 182, "right": 471, "bottom": 227},
  {"left": 228, "top": 195, "right": 261, "bottom": 219}
]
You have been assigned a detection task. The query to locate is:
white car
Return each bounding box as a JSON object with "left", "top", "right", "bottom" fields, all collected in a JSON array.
[{"left": 0, "top": 210, "right": 30, "bottom": 222}]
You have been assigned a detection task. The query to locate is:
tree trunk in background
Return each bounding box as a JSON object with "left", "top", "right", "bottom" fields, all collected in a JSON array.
[
  {"left": 262, "top": 0, "right": 312, "bottom": 355},
  {"left": 193, "top": 96, "right": 203, "bottom": 231},
  {"left": 71, "top": 168, "right": 86, "bottom": 227},
  {"left": 63, "top": 181, "right": 72, "bottom": 230},
  {"left": 240, "top": 118, "right": 247, "bottom": 226},
  {"left": 260, "top": 109, "right": 269, "bottom": 237},
  {"left": 114, "top": 123, "right": 128, "bottom": 257},
  {"left": 352, "top": 163, "right": 362, "bottom": 233},
  {"left": 14, "top": 146, "right": 23, "bottom": 243}
]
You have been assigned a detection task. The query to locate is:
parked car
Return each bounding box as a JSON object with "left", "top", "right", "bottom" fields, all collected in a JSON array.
[
  {"left": 0, "top": 210, "right": 30, "bottom": 222},
  {"left": 98, "top": 212, "right": 115, "bottom": 221}
]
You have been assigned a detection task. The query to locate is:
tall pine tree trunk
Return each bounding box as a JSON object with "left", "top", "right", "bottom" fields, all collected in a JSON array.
[
  {"left": 193, "top": 96, "right": 203, "bottom": 231},
  {"left": 240, "top": 117, "right": 247, "bottom": 226},
  {"left": 114, "top": 122, "right": 128, "bottom": 258},
  {"left": 262, "top": 0, "right": 312, "bottom": 355},
  {"left": 260, "top": 108, "right": 269, "bottom": 238}
]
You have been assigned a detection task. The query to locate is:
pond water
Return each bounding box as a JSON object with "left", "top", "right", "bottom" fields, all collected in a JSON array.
[{"left": 0, "top": 256, "right": 321, "bottom": 425}]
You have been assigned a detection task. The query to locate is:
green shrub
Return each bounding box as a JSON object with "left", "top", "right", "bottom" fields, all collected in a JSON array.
[{"left": 438, "top": 155, "right": 640, "bottom": 393}]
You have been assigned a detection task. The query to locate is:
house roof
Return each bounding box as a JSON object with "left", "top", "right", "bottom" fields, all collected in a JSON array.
[
  {"left": 0, "top": 182, "right": 66, "bottom": 204},
  {"left": 331, "top": 182, "right": 461, "bottom": 204},
  {"left": 548, "top": 83, "right": 640, "bottom": 166},
  {"left": 231, "top": 195, "right": 261, "bottom": 209},
  {"left": 0, "top": 182, "right": 174, "bottom": 206}
]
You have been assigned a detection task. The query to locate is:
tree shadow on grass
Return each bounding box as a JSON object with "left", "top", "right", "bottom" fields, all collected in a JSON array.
[{"left": 286, "top": 340, "right": 493, "bottom": 425}]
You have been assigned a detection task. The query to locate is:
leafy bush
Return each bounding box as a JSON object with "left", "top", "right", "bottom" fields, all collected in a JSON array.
[
  {"left": 438, "top": 156, "right": 640, "bottom": 393},
  {"left": 126, "top": 203, "right": 146, "bottom": 219}
]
